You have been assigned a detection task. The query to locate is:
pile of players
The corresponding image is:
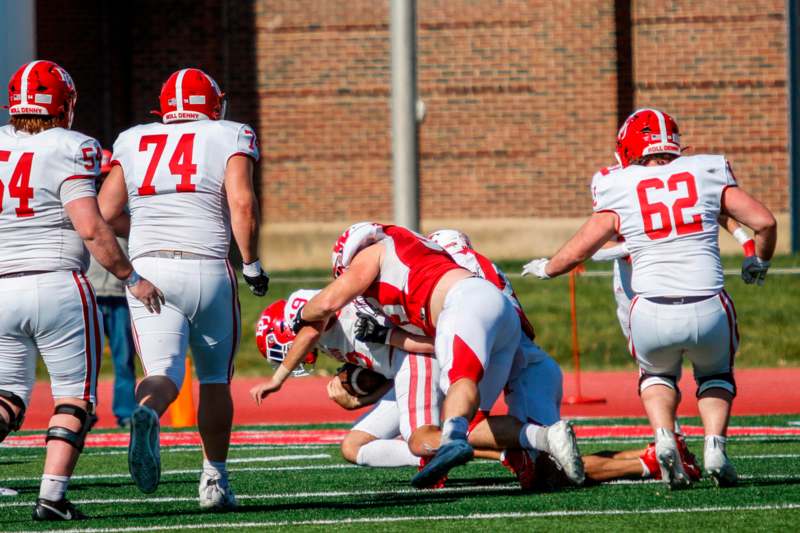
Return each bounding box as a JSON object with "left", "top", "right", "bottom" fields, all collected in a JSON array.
[{"left": 0, "top": 57, "right": 777, "bottom": 522}]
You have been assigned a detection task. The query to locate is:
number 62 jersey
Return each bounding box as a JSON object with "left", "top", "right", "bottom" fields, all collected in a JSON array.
[
  {"left": 111, "top": 119, "right": 259, "bottom": 260},
  {"left": 591, "top": 154, "right": 737, "bottom": 298}
]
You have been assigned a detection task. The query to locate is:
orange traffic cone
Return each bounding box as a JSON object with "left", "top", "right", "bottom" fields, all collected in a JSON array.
[{"left": 168, "top": 357, "right": 197, "bottom": 427}]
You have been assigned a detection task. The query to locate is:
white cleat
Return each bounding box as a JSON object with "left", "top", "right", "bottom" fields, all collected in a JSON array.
[
  {"left": 704, "top": 436, "right": 738, "bottom": 487},
  {"left": 545, "top": 420, "right": 585, "bottom": 485},
  {"left": 199, "top": 472, "right": 237, "bottom": 512},
  {"left": 128, "top": 405, "right": 161, "bottom": 494},
  {"left": 655, "top": 428, "right": 691, "bottom": 490}
]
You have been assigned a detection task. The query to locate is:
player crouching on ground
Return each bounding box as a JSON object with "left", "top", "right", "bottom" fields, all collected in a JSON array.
[
  {"left": 0, "top": 60, "right": 163, "bottom": 520},
  {"left": 98, "top": 68, "right": 269, "bottom": 510},
  {"left": 522, "top": 108, "right": 777, "bottom": 489}
]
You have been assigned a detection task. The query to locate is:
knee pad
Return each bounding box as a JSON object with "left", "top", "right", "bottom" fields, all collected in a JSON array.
[
  {"left": 45, "top": 404, "right": 97, "bottom": 452},
  {"left": 696, "top": 372, "right": 736, "bottom": 398},
  {"left": 638, "top": 373, "right": 679, "bottom": 395},
  {"left": 0, "top": 390, "right": 26, "bottom": 443}
]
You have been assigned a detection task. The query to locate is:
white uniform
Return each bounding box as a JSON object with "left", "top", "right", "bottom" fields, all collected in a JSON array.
[
  {"left": 112, "top": 119, "right": 258, "bottom": 387},
  {"left": 0, "top": 125, "right": 103, "bottom": 404},
  {"left": 286, "top": 290, "right": 441, "bottom": 441},
  {"left": 592, "top": 155, "right": 740, "bottom": 395},
  {"left": 444, "top": 246, "right": 562, "bottom": 424}
]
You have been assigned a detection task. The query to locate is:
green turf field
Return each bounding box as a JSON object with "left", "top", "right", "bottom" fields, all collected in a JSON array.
[{"left": 2, "top": 415, "right": 800, "bottom": 531}]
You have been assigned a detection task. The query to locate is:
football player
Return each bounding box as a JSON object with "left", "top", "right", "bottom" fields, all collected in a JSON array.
[
  {"left": 522, "top": 108, "right": 777, "bottom": 489},
  {"left": 251, "top": 223, "right": 544, "bottom": 487},
  {"left": 0, "top": 60, "right": 162, "bottom": 520},
  {"left": 98, "top": 68, "right": 268, "bottom": 509}
]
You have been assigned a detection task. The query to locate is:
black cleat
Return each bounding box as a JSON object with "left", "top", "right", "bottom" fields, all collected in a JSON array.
[{"left": 32, "top": 497, "right": 87, "bottom": 521}]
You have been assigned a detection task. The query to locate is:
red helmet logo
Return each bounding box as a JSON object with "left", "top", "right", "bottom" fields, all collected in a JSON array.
[
  {"left": 7, "top": 60, "right": 77, "bottom": 128},
  {"left": 156, "top": 68, "right": 226, "bottom": 124},
  {"left": 615, "top": 108, "right": 681, "bottom": 168}
]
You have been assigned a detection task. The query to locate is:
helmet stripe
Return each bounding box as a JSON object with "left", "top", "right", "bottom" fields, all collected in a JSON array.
[
  {"left": 174, "top": 68, "right": 188, "bottom": 112},
  {"left": 651, "top": 109, "right": 668, "bottom": 141},
  {"left": 18, "top": 60, "right": 40, "bottom": 107}
]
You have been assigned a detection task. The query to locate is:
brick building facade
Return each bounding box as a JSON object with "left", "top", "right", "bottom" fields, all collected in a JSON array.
[{"left": 35, "top": 0, "right": 790, "bottom": 267}]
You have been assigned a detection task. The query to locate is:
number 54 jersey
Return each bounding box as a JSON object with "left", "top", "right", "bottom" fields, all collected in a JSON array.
[
  {"left": 112, "top": 119, "right": 259, "bottom": 260},
  {"left": 591, "top": 154, "right": 737, "bottom": 298}
]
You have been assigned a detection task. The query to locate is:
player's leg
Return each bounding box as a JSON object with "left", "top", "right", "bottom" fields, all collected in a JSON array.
[
  {"left": 414, "top": 281, "right": 518, "bottom": 487},
  {"left": 345, "top": 387, "right": 418, "bottom": 466},
  {"left": 630, "top": 296, "right": 690, "bottom": 489},
  {"left": 33, "top": 272, "right": 103, "bottom": 520},
  {"left": 126, "top": 258, "right": 190, "bottom": 494},
  {"left": 189, "top": 259, "right": 241, "bottom": 510},
  {"left": 690, "top": 291, "right": 739, "bottom": 487},
  {"left": 583, "top": 453, "right": 648, "bottom": 482}
]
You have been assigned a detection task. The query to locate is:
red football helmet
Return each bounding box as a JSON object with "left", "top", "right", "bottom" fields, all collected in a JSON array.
[
  {"left": 7, "top": 60, "right": 77, "bottom": 128},
  {"left": 255, "top": 300, "right": 317, "bottom": 376},
  {"left": 156, "top": 68, "right": 226, "bottom": 124},
  {"left": 615, "top": 108, "right": 681, "bottom": 168}
]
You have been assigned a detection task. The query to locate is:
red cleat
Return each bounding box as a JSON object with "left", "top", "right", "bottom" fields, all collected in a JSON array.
[
  {"left": 501, "top": 449, "right": 537, "bottom": 490},
  {"left": 675, "top": 434, "right": 702, "bottom": 481},
  {"left": 418, "top": 456, "right": 447, "bottom": 489},
  {"left": 640, "top": 443, "right": 661, "bottom": 479}
]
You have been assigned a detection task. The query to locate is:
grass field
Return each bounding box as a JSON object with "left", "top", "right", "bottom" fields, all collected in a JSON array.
[{"left": 2, "top": 415, "right": 800, "bottom": 531}]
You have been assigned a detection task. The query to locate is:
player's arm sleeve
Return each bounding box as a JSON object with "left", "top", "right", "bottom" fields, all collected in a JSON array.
[
  {"left": 723, "top": 158, "right": 739, "bottom": 187},
  {"left": 71, "top": 138, "right": 102, "bottom": 180},
  {"left": 232, "top": 124, "right": 260, "bottom": 162},
  {"left": 60, "top": 177, "right": 97, "bottom": 205}
]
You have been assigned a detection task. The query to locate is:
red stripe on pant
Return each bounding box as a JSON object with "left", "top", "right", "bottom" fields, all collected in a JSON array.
[
  {"left": 81, "top": 273, "right": 102, "bottom": 401},
  {"left": 627, "top": 295, "right": 640, "bottom": 359},
  {"left": 423, "top": 356, "right": 433, "bottom": 426},
  {"left": 722, "top": 289, "right": 740, "bottom": 344},
  {"left": 224, "top": 260, "right": 240, "bottom": 382},
  {"left": 408, "top": 355, "right": 419, "bottom": 431},
  {"left": 72, "top": 272, "right": 93, "bottom": 401},
  {"left": 448, "top": 335, "right": 485, "bottom": 384},
  {"left": 718, "top": 292, "right": 737, "bottom": 367}
]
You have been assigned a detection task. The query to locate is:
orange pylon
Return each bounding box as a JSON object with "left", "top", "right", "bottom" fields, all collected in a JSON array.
[{"left": 168, "top": 357, "right": 197, "bottom": 427}]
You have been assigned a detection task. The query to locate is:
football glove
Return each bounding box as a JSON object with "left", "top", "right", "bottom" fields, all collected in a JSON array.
[
  {"left": 741, "top": 256, "right": 770, "bottom": 286},
  {"left": 242, "top": 260, "right": 270, "bottom": 296},
  {"left": 521, "top": 258, "right": 551, "bottom": 279},
  {"left": 354, "top": 311, "right": 391, "bottom": 344}
]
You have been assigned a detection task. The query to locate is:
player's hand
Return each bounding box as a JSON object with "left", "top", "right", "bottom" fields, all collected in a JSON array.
[
  {"left": 242, "top": 260, "right": 270, "bottom": 296},
  {"left": 128, "top": 277, "right": 165, "bottom": 314},
  {"left": 521, "top": 258, "right": 551, "bottom": 279},
  {"left": 354, "top": 311, "right": 391, "bottom": 344},
  {"left": 250, "top": 379, "right": 283, "bottom": 406},
  {"left": 326, "top": 377, "right": 361, "bottom": 410},
  {"left": 741, "top": 256, "right": 770, "bottom": 286}
]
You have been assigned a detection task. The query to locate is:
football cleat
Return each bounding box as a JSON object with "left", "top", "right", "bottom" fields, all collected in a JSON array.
[
  {"left": 675, "top": 434, "right": 702, "bottom": 482},
  {"left": 545, "top": 420, "right": 585, "bottom": 485},
  {"left": 501, "top": 449, "right": 538, "bottom": 490},
  {"left": 128, "top": 405, "right": 161, "bottom": 494},
  {"left": 32, "top": 497, "right": 86, "bottom": 521},
  {"left": 199, "top": 472, "right": 237, "bottom": 511},
  {"left": 640, "top": 443, "right": 660, "bottom": 479},
  {"left": 417, "top": 456, "right": 448, "bottom": 489},
  {"left": 411, "top": 440, "right": 473, "bottom": 489},
  {"left": 655, "top": 428, "right": 691, "bottom": 490},
  {"left": 704, "top": 436, "right": 738, "bottom": 487}
]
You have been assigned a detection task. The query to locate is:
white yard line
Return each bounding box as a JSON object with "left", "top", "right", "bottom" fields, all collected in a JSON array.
[
  {"left": 10, "top": 503, "right": 800, "bottom": 533},
  {"left": 0, "top": 485, "right": 519, "bottom": 508},
  {"left": 226, "top": 453, "right": 330, "bottom": 463}
]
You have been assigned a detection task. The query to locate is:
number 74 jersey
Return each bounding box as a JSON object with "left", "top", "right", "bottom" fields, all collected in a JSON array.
[
  {"left": 591, "top": 154, "right": 737, "bottom": 298},
  {"left": 112, "top": 119, "right": 259, "bottom": 260}
]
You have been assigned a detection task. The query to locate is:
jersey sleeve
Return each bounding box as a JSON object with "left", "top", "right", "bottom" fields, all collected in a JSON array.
[
  {"left": 591, "top": 173, "right": 618, "bottom": 215},
  {"left": 70, "top": 138, "right": 102, "bottom": 181},
  {"left": 233, "top": 124, "right": 259, "bottom": 162},
  {"left": 723, "top": 158, "right": 738, "bottom": 187},
  {"left": 59, "top": 177, "right": 97, "bottom": 205}
]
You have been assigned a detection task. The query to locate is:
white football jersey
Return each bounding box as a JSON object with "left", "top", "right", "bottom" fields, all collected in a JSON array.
[
  {"left": 0, "top": 125, "right": 101, "bottom": 275},
  {"left": 592, "top": 155, "right": 737, "bottom": 297},
  {"left": 285, "top": 290, "right": 398, "bottom": 379},
  {"left": 112, "top": 119, "right": 259, "bottom": 259}
]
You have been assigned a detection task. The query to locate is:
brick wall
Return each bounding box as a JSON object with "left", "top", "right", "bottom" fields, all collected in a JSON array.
[{"left": 34, "top": 0, "right": 790, "bottom": 250}]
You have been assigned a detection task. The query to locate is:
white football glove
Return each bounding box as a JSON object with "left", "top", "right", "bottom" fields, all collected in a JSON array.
[
  {"left": 741, "top": 256, "right": 770, "bottom": 286},
  {"left": 521, "top": 258, "right": 551, "bottom": 279}
]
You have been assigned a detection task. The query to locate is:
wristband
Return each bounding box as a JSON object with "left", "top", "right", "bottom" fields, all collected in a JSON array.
[
  {"left": 124, "top": 270, "right": 142, "bottom": 288},
  {"left": 273, "top": 364, "right": 291, "bottom": 384},
  {"left": 742, "top": 239, "right": 756, "bottom": 257},
  {"left": 732, "top": 227, "right": 750, "bottom": 246},
  {"left": 243, "top": 259, "right": 262, "bottom": 277}
]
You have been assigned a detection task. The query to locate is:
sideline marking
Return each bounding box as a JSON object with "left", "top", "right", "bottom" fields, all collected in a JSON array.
[{"left": 10, "top": 503, "right": 800, "bottom": 532}]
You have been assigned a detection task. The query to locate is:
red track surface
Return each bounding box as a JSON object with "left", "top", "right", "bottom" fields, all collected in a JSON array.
[{"left": 20, "top": 368, "right": 800, "bottom": 430}]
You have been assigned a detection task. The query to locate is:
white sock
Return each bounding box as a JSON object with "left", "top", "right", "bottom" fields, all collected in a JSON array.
[
  {"left": 440, "top": 417, "right": 468, "bottom": 445},
  {"left": 355, "top": 439, "right": 420, "bottom": 467},
  {"left": 203, "top": 459, "right": 228, "bottom": 479},
  {"left": 39, "top": 474, "right": 69, "bottom": 501},
  {"left": 519, "top": 424, "right": 549, "bottom": 453},
  {"left": 705, "top": 435, "right": 727, "bottom": 453}
]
